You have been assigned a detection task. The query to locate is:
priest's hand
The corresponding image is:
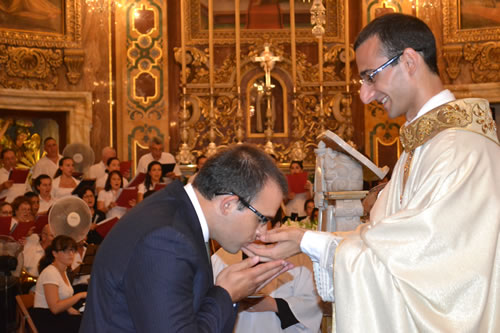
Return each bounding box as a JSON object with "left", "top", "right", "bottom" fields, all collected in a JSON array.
[
  {"left": 243, "top": 226, "right": 306, "bottom": 261},
  {"left": 216, "top": 256, "right": 292, "bottom": 302}
]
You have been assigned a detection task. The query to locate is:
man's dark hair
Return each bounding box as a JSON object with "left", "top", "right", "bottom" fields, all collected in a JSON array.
[
  {"left": 43, "top": 137, "right": 56, "bottom": 145},
  {"left": 34, "top": 174, "right": 51, "bottom": 192},
  {"left": 193, "top": 144, "right": 287, "bottom": 209},
  {"left": 150, "top": 136, "right": 163, "bottom": 146},
  {"left": 106, "top": 157, "right": 120, "bottom": 167},
  {"left": 1, "top": 148, "right": 14, "bottom": 160},
  {"left": 24, "top": 191, "right": 38, "bottom": 199},
  {"left": 354, "top": 13, "right": 439, "bottom": 75},
  {"left": 290, "top": 160, "right": 303, "bottom": 170}
]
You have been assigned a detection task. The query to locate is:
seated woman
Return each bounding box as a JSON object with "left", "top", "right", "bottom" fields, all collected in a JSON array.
[
  {"left": 95, "top": 157, "right": 128, "bottom": 195},
  {"left": 137, "top": 161, "right": 164, "bottom": 202},
  {"left": 97, "top": 170, "right": 135, "bottom": 219},
  {"left": 34, "top": 174, "right": 54, "bottom": 215},
  {"left": 0, "top": 201, "right": 13, "bottom": 216},
  {"left": 10, "top": 196, "right": 35, "bottom": 234},
  {"left": 284, "top": 160, "right": 312, "bottom": 219},
  {"left": 31, "top": 235, "right": 87, "bottom": 333},
  {"left": 51, "top": 157, "right": 80, "bottom": 200},
  {"left": 78, "top": 187, "right": 105, "bottom": 244}
]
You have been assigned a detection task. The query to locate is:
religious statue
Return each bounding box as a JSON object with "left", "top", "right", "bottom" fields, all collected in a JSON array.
[
  {"left": 252, "top": 44, "right": 281, "bottom": 89},
  {"left": 0, "top": 118, "right": 41, "bottom": 168}
]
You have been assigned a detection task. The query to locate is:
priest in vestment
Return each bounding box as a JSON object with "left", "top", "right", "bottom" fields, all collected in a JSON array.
[{"left": 246, "top": 14, "right": 500, "bottom": 332}]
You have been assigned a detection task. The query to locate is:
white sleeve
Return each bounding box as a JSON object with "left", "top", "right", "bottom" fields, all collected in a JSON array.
[
  {"left": 300, "top": 231, "right": 342, "bottom": 302},
  {"left": 136, "top": 156, "right": 147, "bottom": 174}
]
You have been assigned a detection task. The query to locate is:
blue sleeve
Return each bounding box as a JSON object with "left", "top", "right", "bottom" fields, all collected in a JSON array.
[{"left": 123, "top": 228, "right": 237, "bottom": 332}]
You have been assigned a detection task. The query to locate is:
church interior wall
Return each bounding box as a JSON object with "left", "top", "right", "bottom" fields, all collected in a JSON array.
[{"left": 0, "top": 0, "right": 499, "bottom": 172}]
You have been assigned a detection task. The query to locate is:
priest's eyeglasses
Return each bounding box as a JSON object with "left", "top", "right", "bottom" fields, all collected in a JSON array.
[
  {"left": 360, "top": 52, "right": 403, "bottom": 85},
  {"left": 216, "top": 192, "right": 270, "bottom": 224}
]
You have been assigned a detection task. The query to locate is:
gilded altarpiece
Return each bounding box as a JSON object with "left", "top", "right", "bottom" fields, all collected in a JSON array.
[
  {"left": 114, "top": 0, "right": 169, "bottom": 169},
  {"left": 442, "top": 0, "right": 500, "bottom": 85},
  {"left": 173, "top": 0, "right": 354, "bottom": 165}
]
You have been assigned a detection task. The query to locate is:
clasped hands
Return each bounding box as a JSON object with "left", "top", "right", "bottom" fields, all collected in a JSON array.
[{"left": 216, "top": 226, "right": 307, "bottom": 303}]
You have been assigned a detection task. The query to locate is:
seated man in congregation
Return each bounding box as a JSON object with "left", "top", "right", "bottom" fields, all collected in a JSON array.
[
  {"left": 0, "top": 148, "right": 31, "bottom": 202},
  {"left": 87, "top": 146, "right": 116, "bottom": 180},
  {"left": 136, "top": 136, "right": 182, "bottom": 184},
  {"left": 212, "top": 208, "right": 323, "bottom": 333},
  {"left": 31, "top": 137, "right": 62, "bottom": 180},
  {"left": 22, "top": 224, "right": 54, "bottom": 290}
]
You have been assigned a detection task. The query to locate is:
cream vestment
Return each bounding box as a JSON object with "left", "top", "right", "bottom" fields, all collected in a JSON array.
[{"left": 308, "top": 99, "right": 500, "bottom": 332}]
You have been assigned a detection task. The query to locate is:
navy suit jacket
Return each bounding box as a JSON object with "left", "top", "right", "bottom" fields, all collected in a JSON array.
[{"left": 80, "top": 181, "right": 237, "bottom": 332}]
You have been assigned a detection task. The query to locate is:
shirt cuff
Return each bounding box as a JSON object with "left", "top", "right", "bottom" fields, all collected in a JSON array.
[{"left": 300, "top": 231, "right": 333, "bottom": 263}]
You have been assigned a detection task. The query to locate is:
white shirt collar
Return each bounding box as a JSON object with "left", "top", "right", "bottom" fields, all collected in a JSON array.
[
  {"left": 407, "top": 89, "right": 455, "bottom": 125},
  {"left": 184, "top": 183, "right": 209, "bottom": 242}
]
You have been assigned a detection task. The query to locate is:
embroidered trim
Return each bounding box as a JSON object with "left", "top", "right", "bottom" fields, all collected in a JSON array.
[
  {"left": 400, "top": 98, "right": 498, "bottom": 153},
  {"left": 401, "top": 150, "right": 414, "bottom": 204}
]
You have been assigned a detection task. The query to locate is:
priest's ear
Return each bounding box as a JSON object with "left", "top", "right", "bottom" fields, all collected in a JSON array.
[{"left": 401, "top": 47, "right": 421, "bottom": 76}]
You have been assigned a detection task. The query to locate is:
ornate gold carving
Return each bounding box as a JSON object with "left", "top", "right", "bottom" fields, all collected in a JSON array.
[
  {"left": 0, "top": 46, "right": 63, "bottom": 90},
  {"left": 400, "top": 98, "right": 497, "bottom": 152},
  {"left": 185, "top": 0, "right": 345, "bottom": 45},
  {"left": 443, "top": 0, "right": 500, "bottom": 43},
  {"left": 463, "top": 42, "right": 500, "bottom": 83},
  {"left": 172, "top": 31, "right": 354, "bottom": 164},
  {"left": 0, "top": 0, "right": 82, "bottom": 49},
  {"left": 64, "top": 49, "right": 85, "bottom": 85},
  {"left": 442, "top": 45, "right": 463, "bottom": 81}
]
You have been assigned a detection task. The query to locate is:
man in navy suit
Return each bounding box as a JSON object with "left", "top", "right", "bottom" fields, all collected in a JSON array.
[{"left": 80, "top": 144, "right": 290, "bottom": 332}]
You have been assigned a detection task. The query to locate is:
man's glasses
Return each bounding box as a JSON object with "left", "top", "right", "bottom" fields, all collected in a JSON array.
[
  {"left": 216, "top": 192, "right": 270, "bottom": 224},
  {"left": 360, "top": 52, "right": 403, "bottom": 85}
]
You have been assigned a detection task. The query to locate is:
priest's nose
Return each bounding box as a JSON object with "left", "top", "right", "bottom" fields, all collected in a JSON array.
[{"left": 359, "top": 82, "right": 376, "bottom": 105}]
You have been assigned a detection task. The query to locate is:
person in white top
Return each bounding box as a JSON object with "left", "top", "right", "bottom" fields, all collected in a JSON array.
[
  {"left": 212, "top": 215, "right": 323, "bottom": 333},
  {"left": 34, "top": 174, "right": 55, "bottom": 214},
  {"left": 97, "top": 170, "right": 134, "bottom": 219},
  {"left": 31, "top": 235, "right": 87, "bottom": 333},
  {"left": 137, "top": 160, "right": 163, "bottom": 202},
  {"left": 136, "top": 136, "right": 182, "bottom": 183},
  {"left": 9, "top": 198, "right": 35, "bottom": 246},
  {"left": 247, "top": 13, "right": 500, "bottom": 333},
  {"left": 0, "top": 149, "right": 31, "bottom": 203},
  {"left": 87, "top": 146, "right": 116, "bottom": 180},
  {"left": 51, "top": 157, "right": 80, "bottom": 200},
  {"left": 22, "top": 224, "right": 54, "bottom": 278},
  {"left": 95, "top": 157, "right": 128, "bottom": 195},
  {"left": 31, "top": 137, "right": 62, "bottom": 179}
]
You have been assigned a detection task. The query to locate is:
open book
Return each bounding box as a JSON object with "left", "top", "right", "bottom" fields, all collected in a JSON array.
[
  {"left": 95, "top": 216, "right": 119, "bottom": 238},
  {"left": 8, "top": 168, "right": 29, "bottom": 184},
  {"left": 116, "top": 187, "right": 138, "bottom": 208}
]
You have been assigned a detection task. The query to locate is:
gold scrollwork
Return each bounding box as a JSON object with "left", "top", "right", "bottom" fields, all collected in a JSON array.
[
  {"left": 443, "top": 0, "right": 500, "bottom": 43},
  {"left": 463, "top": 42, "right": 500, "bottom": 83},
  {"left": 185, "top": 0, "right": 345, "bottom": 45},
  {"left": 0, "top": 46, "right": 63, "bottom": 90},
  {"left": 442, "top": 45, "right": 463, "bottom": 81},
  {"left": 64, "top": 48, "right": 85, "bottom": 85}
]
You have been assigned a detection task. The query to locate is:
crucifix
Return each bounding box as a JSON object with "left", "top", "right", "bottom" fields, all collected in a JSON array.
[{"left": 252, "top": 44, "right": 282, "bottom": 89}]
